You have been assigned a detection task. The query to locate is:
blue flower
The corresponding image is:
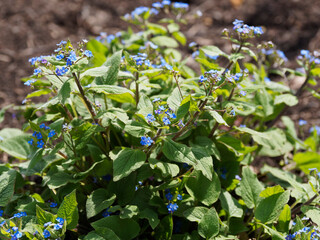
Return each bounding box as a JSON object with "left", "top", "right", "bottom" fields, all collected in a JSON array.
[
  {"left": 56, "top": 217, "right": 64, "bottom": 224},
  {"left": 43, "top": 222, "right": 52, "bottom": 227},
  {"left": 299, "top": 119, "right": 307, "bottom": 126},
  {"left": 189, "top": 42, "right": 197, "bottom": 48},
  {"left": 12, "top": 212, "right": 27, "bottom": 219},
  {"left": 33, "top": 68, "right": 42, "bottom": 76},
  {"left": 66, "top": 51, "right": 77, "bottom": 66},
  {"left": 167, "top": 203, "right": 178, "bottom": 213},
  {"left": 48, "top": 130, "right": 56, "bottom": 138},
  {"left": 56, "top": 40, "right": 67, "bottom": 46},
  {"left": 173, "top": 2, "right": 189, "bottom": 9},
  {"left": 264, "top": 77, "right": 271, "bottom": 83},
  {"left": 102, "top": 208, "right": 111, "bottom": 217},
  {"left": 28, "top": 139, "right": 34, "bottom": 145},
  {"left": 162, "top": 0, "right": 171, "bottom": 6},
  {"left": 166, "top": 192, "right": 173, "bottom": 201},
  {"left": 39, "top": 123, "right": 46, "bottom": 129},
  {"left": 199, "top": 75, "right": 207, "bottom": 83},
  {"left": 310, "top": 126, "right": 320, "bottom": 135},
  {"left": 240, "top": 90, "right": 247, "bottom": 96},
  {"left": 0, "top": 209, "right": 3, "bottom": 217},
  {"left": 55, "top": 66, "right": 68, "bottom": 76},
  {"left": 230, "top": 109, "right": 236, "bottom": 116},
  {"left": 140, "top": 136, "right": 154, "bottom": 147},
  {"left": 56, "top": 54, "right": 64, "bottom": 60},
  {"left": 24, "top": 79, "right": 36, "bottom": 86},
  {"left": 53, "top": 223, "right": 62, "bottom": 230},
  {"left": 43, "top": 229, "right": 50, "bottom": 238},
  {"left": 177, "top": 194, "right": 182, "bottom": 200},
  {"left": 146, "top": 113, "right": 156, "bottom": 123},
  {"left": 37, "top": 140, "right": 44, "bottom": 148},
  {"left": 50, "top": 202, "right": 57, "bottom": 208},
  {"left": 152, "top": 97, "right": 161, "bottom": 103},
  {"left": 36, "top": 132, "right": 43, "bottom": 140},
  {"left": 107, "top": 35, "right": 115, "bottom": 43},
  {"left": 192, "top": 50, "right": 199, "bottom": 58},
  {"left": 235, "top": 175, "right": 242, "bottom": 180},
  {"left": 0, "top": 220, "right": 5, "bottom": 227},
  {"left": 84, "top": 50, "right": 93, "bottom": 58},
  {"left": 162, "top": 117, "right": 171, "bottom": 125},
  {"left": 152, "top": 2, "right": 163, "bottom": 8}
]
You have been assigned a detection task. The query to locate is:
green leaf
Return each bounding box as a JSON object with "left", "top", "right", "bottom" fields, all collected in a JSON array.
[
  {"left": 57, "top": 190, "right": 79, "bottom": 229},
  {"left": 220, "top": 190, "right": 243, "bottom": 218},
  {"left": 149, "top": 158, "right": 180, "bottom": 178},
  {"left": 82, "top": 66, "right": 110, "bottom": 78},
  {"left": 198, "top": 207, "right": 220, "bottom": 239},
  {"left": 301, "top": 206, "right": 320, "bottom": 226},
  {"left": 255, "top": 88, "right": 273, "bottom": 116},
  {"left": 86, "top": 189, "right": 116, "bottom": 218},
  {"left": 91, "top": 216, "right": 140, "bottom": 240},
  {"left": 154, "top": 215, "right": 173, "bottom": 240},
  {"left": 293, "top": 151, "right": 320, "bottom": 174},
  {"left": 208, "top": 110, "right": 229, "bottom": 126},
  {"left": 120, "top": 205, "right": 139, "bottom": 219},
  {"left": 192, "top": 147, "right": 213, "bottom": 180},
  {"left": 140, "top": 208, "right": 160, "bottom": 229},
  {"left": 258, "top": 129, "right": 293, "bottom": 157},
  {"left": 255, "top": 191, "right": 290, "bottom": 223},
  {"left": 186, "top": 170, "right": 221, "bottom": 206},
  {"left": 110, "top": 148, "right": 146, "bottom": 181},
  {"left": 96, "top": 50, "right": 123, "bottom": 85},
  {"left": 26, "top": 88, "right": 52, "bottom": 98},
  {"left": 238, "top": 166, "right": 264, "bottom": 209},
  {"left": 192, "top": 136, "right": 221, "bottom": 160},
  {"left": 124, "top": 121, "right": 151, "bottom": 137},
  {"left": 46, "top": 171, "right": 75, "bottom": 189},
  {"left": 184, "top": 207, "right": 209, "bottom": 223},
  {"left": 167, "top": 88, "right": 183, "bottom": 110},
  {"left": 172, "top": 31, "right": 186, "bottom": 45},
  {"left": 162, "top": 139, "right": 197, "bottom": 165},
  {"left": 260, "top": 165, "right": 306, "bottom": 193},
  {"left": 36, "top": 205, "right": 56, "bottom": 226},
  {"left": 0, "top": 105, "right": 11, "bottom": 123},
  {"left": 89, "top": 85, "right": 135, "bottom": 104},
  {"left": 262, "top": 224, "right": 286, "bottom": 240},
  {"left": 87, "top": 39, "right": 108, "bottom": 66},
  {"left": 151, "top": 36, "right": 178, "bottom": 48},
  {"left": 0, "top": 170, "right": 16, "bottom": 205},
  {"left": 259, "top": 185, "right": 284, "bottom": 198},
  {"left": 108, "top": 173, "right": 136, "bottom": 205},
  {"left": 274, "top": 94, "right": 298, "bottom": 106},
  {"left": 0, "top": 134, "right": 31, "bottom": 160},
  {"left": 58, "top": 81, "right": 71, "bottom": 104},
  {"left": 277, "top": 204, "right": 291, "bottom": 233},
  {"left": 200, "top": 45, "right": 226, "bottom": 57}
]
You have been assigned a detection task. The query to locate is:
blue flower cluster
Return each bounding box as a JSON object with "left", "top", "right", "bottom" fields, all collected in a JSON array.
[
  {"left": 6, "top": 226, "right": 22, "bottom": 239},
  {"left": 11, "top": 212, "right": 27, "bottom": 219},
  {"left": 28, "top": 55, "right": 49, "bottom": 66},
  {"left": 286, "top": 226, "right": 320, "bottom": 240},
  {"left": 131, "top": 53, "right": 151, "bottom": 67},
  {"left": 28, "top": 123, "right": 56, "bottom": 148},
  {"left": 102, "top": 208, "right": 111, "bottom": 217},
  {"left": 50, "top": 202, "right": 58, "bottom": 208},
  {"left": 40, "top": 217, "right": 65, "bottom": 238},
  {"left": 298, "top": 50, "right": 320, "bottom": 65},
  {"left": 140, "top": 136, "right": 154, "bottom": 146},
  {"left": 233, "top": 19, "right": 264, "bottom": 38},
  {"left": 167, "top": 203, "right": 179, "bottom": 213},
  {"left": 299, "top": 119, "right": 307, "bottom": 126},
  {"left": 152, "top": 1, "right": 189, "bottom": 10},
  {"left": 24, "top": 79, "right": 36, "bottom": 87},
  {"left": 124, "top": 6, "right": 159, "bottom": 21},
  {"left": 261, "top": 48, "right": 288, "bottom": 62},
  {"left": 310, "top": 126, "right": 320, "bottom": 135}
]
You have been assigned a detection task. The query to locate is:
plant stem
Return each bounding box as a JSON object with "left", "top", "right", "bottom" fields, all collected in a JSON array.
[
  {"left": 73, "top": 72, "right": 97, "bottom": 123},
  {"left": 134, "top": 72, "right": 140, "bottom": 107}
]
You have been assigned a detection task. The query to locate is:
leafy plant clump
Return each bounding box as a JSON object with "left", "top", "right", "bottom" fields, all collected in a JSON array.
[{"left": 0, "top": 1, "right": 320, "bottom": 239}]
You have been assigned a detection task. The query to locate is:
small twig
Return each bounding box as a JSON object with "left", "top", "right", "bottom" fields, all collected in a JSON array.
[
  {"left": 134, "top": 72, "right": 140, "bottom": 107},
  {"left": 73, "top": 72, "right": 97, "bottom": 123}
]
